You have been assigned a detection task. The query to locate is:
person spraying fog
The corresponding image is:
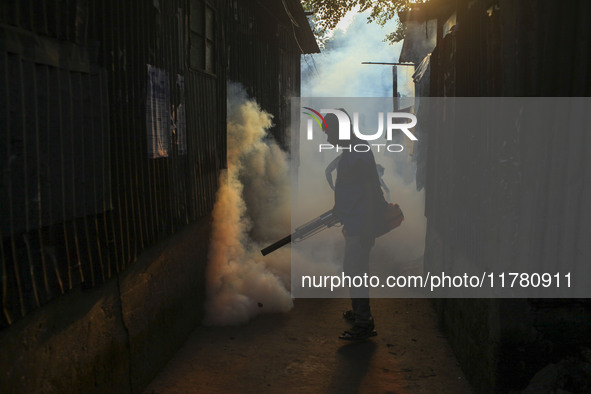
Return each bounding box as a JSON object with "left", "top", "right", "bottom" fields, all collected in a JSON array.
[{"left": 324, "top": 110, "right": 388, "bottom": 341}]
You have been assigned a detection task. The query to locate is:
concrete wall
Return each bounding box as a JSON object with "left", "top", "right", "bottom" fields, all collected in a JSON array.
[{"left": 0, "top": 216, "right": 211, "bottom": 393}]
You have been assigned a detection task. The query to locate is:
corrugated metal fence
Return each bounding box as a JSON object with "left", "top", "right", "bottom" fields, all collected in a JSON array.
[
  {"left": 427, "top": 0, "right": 591, "bottom": 269},
  {"left": 0, "top": 0, "right": 227, "bottom": 329},
  {"left": 424, "top": 1, "right": 591, "bottom": 389},
  {"left": 226, "top": 0, "right": 302, "bottom": 150}
]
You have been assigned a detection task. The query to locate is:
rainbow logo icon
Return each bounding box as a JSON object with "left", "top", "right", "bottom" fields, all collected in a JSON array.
[{"left": 303, "top": 107, "right": 328, "bottom": 132}]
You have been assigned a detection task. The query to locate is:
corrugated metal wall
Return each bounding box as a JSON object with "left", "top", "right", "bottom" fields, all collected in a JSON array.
[
  {"left": 225, "top": 0, "right": 302, "bottom": 149},
  {"left": 0, "top": 0, "right": 227, "bottom": 329},
  {"left": 425, "top": 0, "right": 591, "bottom": 390},
  {"left": 427, "top": 0, "right": 591, "bottom": 275}
]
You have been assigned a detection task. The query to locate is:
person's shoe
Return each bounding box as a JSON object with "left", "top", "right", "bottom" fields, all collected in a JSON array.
[{"left": 339, "top": 318, "right": 377, "bottom": 341}]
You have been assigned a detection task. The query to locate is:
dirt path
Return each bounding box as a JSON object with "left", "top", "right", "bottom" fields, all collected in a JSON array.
[{"left": 144, "top": 298, "right": 472, "bottom": 393}]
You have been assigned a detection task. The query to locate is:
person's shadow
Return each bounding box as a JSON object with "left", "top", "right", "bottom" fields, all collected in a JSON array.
[{"left": 329, "top": 341, "right": 378, "bottom": 393}]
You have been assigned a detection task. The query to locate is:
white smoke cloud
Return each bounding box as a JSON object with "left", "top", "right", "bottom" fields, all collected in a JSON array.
[
  {"left": 204, "top": 84, "right": 293, "bottom": 325},
  {"left": 302, "top": 11, "right": 409, "bottom": 97},
  {"left": 297, "top": 12, "right": 429, "bottom": 288},
  {"left": 206, "top": 12, "right": 428, "bottom": 316},
  {"left": 297, "top": 12, "right": 426, "bottom": 280}
]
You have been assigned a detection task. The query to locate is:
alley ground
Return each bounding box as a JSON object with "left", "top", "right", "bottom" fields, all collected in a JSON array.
[{"left": 144, "top": 298, "right": 473, "bottom": 393}]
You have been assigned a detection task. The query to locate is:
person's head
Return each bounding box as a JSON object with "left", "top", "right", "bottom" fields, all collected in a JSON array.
[
  {"left": 324, "top": 113, "right": 340, "bottom": 146},
  {"left": 323, "top": 108, "right": 356, "bottom": 146}
]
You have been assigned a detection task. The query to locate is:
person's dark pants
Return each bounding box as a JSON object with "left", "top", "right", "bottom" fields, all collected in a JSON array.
[{"left": 343, "top": 234, "right": 373, "bottom": 325}]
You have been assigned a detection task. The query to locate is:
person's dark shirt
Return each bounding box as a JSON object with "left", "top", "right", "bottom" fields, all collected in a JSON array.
[{"left": 333, "top": 148, "right": 384, "bottom": 241}]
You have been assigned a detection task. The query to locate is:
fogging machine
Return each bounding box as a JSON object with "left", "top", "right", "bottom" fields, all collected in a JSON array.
[
  {"left": 260, "top": 209, "right": 339, "bottom": 256},
  {"left": 260, "top": 202, "right": 404, "bottom": 256}
]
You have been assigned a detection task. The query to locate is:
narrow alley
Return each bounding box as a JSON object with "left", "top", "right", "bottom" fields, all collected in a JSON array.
[
  {"left": 144, "top": 298, "right": 472, "bottom": 393},
  {"left": 2, "top": 1, "right": 591, "bottom": 393}
]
